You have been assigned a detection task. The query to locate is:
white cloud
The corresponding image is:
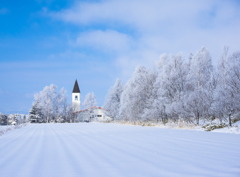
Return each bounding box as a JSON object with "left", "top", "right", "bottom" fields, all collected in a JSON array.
[
  {"left": 73, "top": 30, "right": 133, "bottom": 54},
  {"left": 48, "top": 0, "right": 240, "bottom": 79},
  {"left": 49, "top": 0, "right": 240, "bottom": 31},
  {"left": 0, "top": 8, "right": 9, "bottom": 15}
]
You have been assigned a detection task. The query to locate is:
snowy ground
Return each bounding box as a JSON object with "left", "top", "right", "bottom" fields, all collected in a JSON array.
[
  {"left": 0, "top": 123, "right": 240, "bottom": 177},
  {"left": 0, "top": 124, "right": 26, "bottom": 136},
  {"left": 134, "top": 119, "right": 240, "bottom": 134},
  {"left": 0, "top": 125, "right": 9, "bottom": 131},
  {"left": 211, "top": 121, "right": 240, "bottom": 134}
]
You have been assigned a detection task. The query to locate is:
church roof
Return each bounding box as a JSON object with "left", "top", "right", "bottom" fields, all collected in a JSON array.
[{"left": 72, "top": 80, "right": 80, "bottom": 93}]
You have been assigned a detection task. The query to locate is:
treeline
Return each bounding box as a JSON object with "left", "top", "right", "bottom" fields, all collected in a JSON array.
[
  {"left": 104, "top": 47, "right": 240, "bottom": 126},
  {"left": 0, "top": 113, "right": 27, "bottom": 125},
  {"left": 29, "top": 83, "right": 100, "bottom": 123},
  {"left": 29, "top": 85, "right": 74, "bottom": 123}
]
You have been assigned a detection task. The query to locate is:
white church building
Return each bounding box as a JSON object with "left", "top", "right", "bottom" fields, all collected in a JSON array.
[{"left": 72, "top": 80, "right": 112, "bottom": 122}]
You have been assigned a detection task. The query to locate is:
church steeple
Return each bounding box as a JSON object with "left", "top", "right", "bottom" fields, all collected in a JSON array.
[
  {"left": 72, "top": 79, "right": 80, "bottom": 93},
  {"left": 72, "top": 79, "right": 81, "bottom": 112}
]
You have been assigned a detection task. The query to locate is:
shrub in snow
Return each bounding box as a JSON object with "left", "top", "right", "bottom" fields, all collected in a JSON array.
[{"left": 202, "top": 123, "right": 228, "bottom": 131}]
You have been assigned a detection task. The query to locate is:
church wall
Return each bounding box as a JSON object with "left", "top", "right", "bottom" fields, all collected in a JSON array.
[{"left": 72, "top": 93, "right": 80, "bottom": 111}]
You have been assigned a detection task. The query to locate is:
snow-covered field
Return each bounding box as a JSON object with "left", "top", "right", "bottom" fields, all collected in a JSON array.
[
  {"left": 0, "top": 124, "right": 26, "bottom": 136},
  {"left": 0, "top": 123, "right": 239, "bottom": 177},
  {"left": 212, "top": 121, "right": 240, "bottom": 134},
  {"left": 0, "top": 125, "right": 9, "bottom": 131},
  {"left": 158, "top": 120, "right": 240, "bottom": 134}
]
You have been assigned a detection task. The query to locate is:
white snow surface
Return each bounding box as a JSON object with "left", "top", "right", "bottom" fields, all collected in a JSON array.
[
  {"left": 212, "top": 121, "right": 240, "bottom": 134},
  {"left": 153, "top": 119, "right": 240, "bottom": 134},
  {"left": 0, "top": 124, "right": 26, "bottom": 136},
  {"left": 0, "top": 123, "right": 240, "bottom": 177}
]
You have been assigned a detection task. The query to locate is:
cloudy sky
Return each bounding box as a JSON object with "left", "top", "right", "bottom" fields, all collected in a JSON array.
[{"left": 0, "top": 0, "right": 240, "bottom": 114}]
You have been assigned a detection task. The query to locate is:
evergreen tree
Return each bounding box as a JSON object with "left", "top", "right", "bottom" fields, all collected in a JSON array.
[{"left": 29, "top": 101, "right": 42, "bottom": 123}]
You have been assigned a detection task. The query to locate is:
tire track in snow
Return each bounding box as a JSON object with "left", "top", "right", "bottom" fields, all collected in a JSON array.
[
  {"left": 63, "top": 124, "right": 240, "bottom": 177},
  {"left": 50, "top": 124, "right": 121, "bottom": 177},
  {"left": 0, "top": 124, "right": 42, "bottom": 177},
  {"left": 64, "top": 124, "right": 240, "bottom": 177},
  {"left": 53, "top": 124, "right": 209, "bottom": 176},
  {"left": 0, "top": 124, "right": 30, "bottom": 149},
  {"left": 0, "top": 123, "right": 240, "bottom": 177}
]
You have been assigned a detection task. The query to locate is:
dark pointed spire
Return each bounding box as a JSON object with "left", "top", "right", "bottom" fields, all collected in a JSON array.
[{"left": 72, "top": 80, "right": 80, "bottom": 93}]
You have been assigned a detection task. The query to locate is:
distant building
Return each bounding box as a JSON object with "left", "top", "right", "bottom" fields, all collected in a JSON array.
[
  {"left": 71, "top": 80, "right": 112, "bottom": 122},
  {"left": 73, "top": 106, "right": 112, "bottom": 122}
]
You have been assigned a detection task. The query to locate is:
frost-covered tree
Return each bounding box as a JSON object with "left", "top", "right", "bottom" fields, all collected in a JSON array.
[
  {"left": 103, "top": 78, "right": 124, "bottom": 120},
  {"left": 105, "top": 47, "right": 240, "bottom": 126},
  {"left": 185, "top": 47, "right": 213, "bottom": 125},
  {"left": 83, "top": 92, "right": 98, "bottom": 109},
  {"left": 141, "top": 69, "right": 158, "bottom": 122},
  {"left": 142, "top": 54, "right": 168, "bottom": 123},
  {"left": 37, "top": 84, "right": 57, "bottom": 123},
  {"left": 214, "top": 47, "right": 240, "bottom": 126},
  {"left": 144, "top": 53, "right": 189, "bottom": 123},
  {"left": 162, "top": 53, "right": 188, "bottom": 121},
  {"left": 54, "top": 88, "right": 67, "bottom": 121},
  {"left": 119, "top": 66, "right": 153, "bottom": 122},
  {"left": 31, "top": 84, "right": 72, "bottom": 123},
  {"left": 62, "top": 95, "right": 71, "bottom": 122}
]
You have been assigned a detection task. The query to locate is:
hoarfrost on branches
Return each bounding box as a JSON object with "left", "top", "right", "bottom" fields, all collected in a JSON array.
[
  {"left": 29, "top": 84, "right": 72, "bottom": 123},
  {"left": 104, "top": 46, "right": 240, "bottom": 126},
  {"left": 83, "top": 92, "right": 98, "bottom": 109},
  {"left": 103, "top": 78, "right": 123, "bottom": 120}
]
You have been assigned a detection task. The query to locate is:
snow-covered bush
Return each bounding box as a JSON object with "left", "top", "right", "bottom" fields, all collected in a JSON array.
[{"left": 202, "top": 123, "right": 228, "bottom": 131}]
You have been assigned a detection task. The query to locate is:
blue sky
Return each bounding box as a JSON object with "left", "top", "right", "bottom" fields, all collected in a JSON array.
[{"left": 0, "top": 0, "right": 240, "bottom": 114}]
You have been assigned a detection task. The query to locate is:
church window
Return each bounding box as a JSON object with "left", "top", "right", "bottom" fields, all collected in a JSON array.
[{"left": 75, "top": 96, "right": 78, "bottom": 100}]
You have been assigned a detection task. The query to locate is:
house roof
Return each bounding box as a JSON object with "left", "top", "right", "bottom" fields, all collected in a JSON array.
[
  {"left": 73, "top": 106, "right": 108, "bottom": 114},
  {"left": 72, "top": 80, "right": 80, "bottom": 93}
]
